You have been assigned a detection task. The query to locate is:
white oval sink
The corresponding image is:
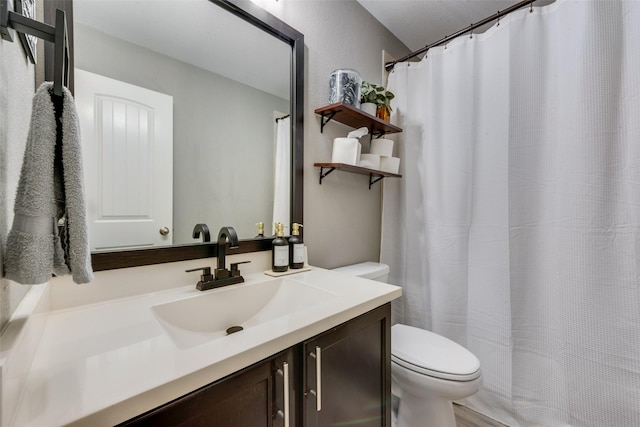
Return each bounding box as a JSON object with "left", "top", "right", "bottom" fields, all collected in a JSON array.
[{"left": 151, "top": 277, "right": 337, "bottom": 348}]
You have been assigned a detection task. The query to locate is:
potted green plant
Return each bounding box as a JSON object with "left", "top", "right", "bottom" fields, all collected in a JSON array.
[{"left": 360, "top": 81, "right": 395, "bottom": 121}]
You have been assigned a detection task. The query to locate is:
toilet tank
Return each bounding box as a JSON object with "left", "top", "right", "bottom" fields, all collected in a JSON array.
[{"left": 332, "top": 262, "right": 390, "bottom": 283}]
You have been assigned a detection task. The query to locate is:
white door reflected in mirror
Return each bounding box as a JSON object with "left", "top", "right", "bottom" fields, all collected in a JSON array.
[{"left": 75, "top": 69, "right": 174, "bottom": 251}]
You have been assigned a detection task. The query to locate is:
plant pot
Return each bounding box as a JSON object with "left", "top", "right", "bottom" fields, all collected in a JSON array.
[
  {"left": 360, "top": 103, "right": 377, "bottom": 116},
  {"left": 376, "top": 106, "right": 390, "bottom": 122}
]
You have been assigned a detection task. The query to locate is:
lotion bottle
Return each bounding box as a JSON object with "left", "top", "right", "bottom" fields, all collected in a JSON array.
[
  {"left": 289, "top": 223, "right": 304, "bottom": 269},
  {"left": 272, "top": 223, "right": 289, "bottom": 273}
]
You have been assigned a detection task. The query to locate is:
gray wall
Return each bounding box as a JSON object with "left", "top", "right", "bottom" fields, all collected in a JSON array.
[
  {"left": 0, "top": 32, "right": 35, "bottom": 330},
  {"left": 74, "top": 24, "right": 289, "bottom": 243},
  {"left": 256, "top": 1, "right": 410, "bottom": 268}
]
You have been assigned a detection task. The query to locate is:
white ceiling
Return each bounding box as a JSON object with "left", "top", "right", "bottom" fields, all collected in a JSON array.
[{"left": 357, "top": 0, "right": 555, "bottom": 53}]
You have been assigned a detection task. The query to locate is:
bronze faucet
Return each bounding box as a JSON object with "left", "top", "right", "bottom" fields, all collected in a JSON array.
[
  {"left": 185, "top": 226, "right": 250, "bottom": 291},
  {"left": 192, "top": 223, "right": 211, "bottom": 242},
  {"left": 215, "top": 226, "right": 239, "bottom": 279}
]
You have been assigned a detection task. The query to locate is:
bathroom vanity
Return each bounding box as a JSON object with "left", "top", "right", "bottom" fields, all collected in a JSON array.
[
  {"left": 120, "top": 304, "right": 390, "bottom": 427},
  {"left": 8, "top": 261, "right": 400, "bottom": 426}
]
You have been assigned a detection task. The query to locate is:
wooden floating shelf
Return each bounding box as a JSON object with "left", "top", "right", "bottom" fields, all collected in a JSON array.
[
  {"left": 314, "top": 102, "right": 402, "bottom": 138},
  {"left": 314, "top": 162, "right": 402, "bottom": 189}
]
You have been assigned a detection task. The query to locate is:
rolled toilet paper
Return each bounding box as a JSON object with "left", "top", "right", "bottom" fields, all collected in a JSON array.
[
  {"left": 331, "top": 138, "right": 362, "bottom": 165},
  {"left": 370, "top": 138, "right": 394, "bottom": 157},
  {"left": 380, "top": 156, "right": 400, "bottom": 174},
  {"left": 358, "top": 153, "right": 381, "bottom": 170}
]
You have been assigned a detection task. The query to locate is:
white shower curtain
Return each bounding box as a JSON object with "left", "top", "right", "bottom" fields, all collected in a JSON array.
[
  {"left": 273, "top": 116, "right": 291, "bottom": 229},
  {"left": 382, "top": 1, "right": 640, "bottom": 426}
]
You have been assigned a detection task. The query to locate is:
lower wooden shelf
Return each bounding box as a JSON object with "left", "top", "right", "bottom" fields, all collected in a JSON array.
[{"left": 314, "top": 162, "right": 402, "bottom": 189}]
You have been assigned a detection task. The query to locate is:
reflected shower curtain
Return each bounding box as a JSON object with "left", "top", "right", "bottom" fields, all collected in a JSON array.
[
  {"left": 273, "top": 116, "right": 291, "bottom": 228},
  {"left": 381, "top": 1, "right": 640, "bottom": 426}
]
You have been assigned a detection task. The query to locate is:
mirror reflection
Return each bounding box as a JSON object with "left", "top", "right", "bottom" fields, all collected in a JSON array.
[{"left": 73, "top": 0, "right": 292, "bottom": 251}]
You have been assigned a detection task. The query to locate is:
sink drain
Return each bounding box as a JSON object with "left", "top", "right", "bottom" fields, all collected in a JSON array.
[{"left": 226, "top": 326, "right": 244, "bottom": 335}]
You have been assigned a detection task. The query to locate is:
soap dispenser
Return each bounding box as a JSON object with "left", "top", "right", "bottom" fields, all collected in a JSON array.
[
  {"left": 272, "top": 223, "right": 289, "bottom": 273},
  {"left": 256, "top": 222, "right": 265, "bottom": 239},
  {"left": 289, "top": 223, "right": 304, "bottom": 269}
]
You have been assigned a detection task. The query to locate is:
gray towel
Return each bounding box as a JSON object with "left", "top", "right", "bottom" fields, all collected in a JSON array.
[{"left": 4, "top": 82, "right": 94, "bottom": 285}]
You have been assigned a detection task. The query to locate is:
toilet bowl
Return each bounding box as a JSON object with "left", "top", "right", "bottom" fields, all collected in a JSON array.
[{"left": 332, "top": 262, "right": 482, "bottom": 427}]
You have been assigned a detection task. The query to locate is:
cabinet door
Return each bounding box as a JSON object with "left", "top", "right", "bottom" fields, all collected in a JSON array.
[
  {"left": 303, "top": 304, "right": 391, "bottom": 427},
  {"left": 119, "top": 348, "right": 295, "bottom": 427}
]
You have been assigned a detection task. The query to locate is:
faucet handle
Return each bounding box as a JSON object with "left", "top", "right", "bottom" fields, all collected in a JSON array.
[
  {"left": 185, "top": 266, "right": 214, "bottom": 282},
  {"left": 230, "top": 261, "right": 251, "bottom": 277}
]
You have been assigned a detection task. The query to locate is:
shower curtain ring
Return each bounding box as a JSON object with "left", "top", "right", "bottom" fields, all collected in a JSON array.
[
  {"left": 496, "top": 11, "right": 500, "bottom": 26},
  {"left": 530, "top": 2, "right": 534, "bottom": 13}
]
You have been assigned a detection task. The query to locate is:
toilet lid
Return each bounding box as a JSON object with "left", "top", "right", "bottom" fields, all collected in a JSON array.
[{"left": 391, "top": 324, "right": 481, "bottom": 381}]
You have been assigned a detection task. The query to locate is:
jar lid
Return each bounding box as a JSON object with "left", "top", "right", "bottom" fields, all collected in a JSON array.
[{"left": 330, "top": 68, "right": 361, "bottom": 77}]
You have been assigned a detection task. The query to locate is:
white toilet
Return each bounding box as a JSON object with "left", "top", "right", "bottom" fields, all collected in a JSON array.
[{"left": 333, "top": 262, "right": 482, "bottom": 427}]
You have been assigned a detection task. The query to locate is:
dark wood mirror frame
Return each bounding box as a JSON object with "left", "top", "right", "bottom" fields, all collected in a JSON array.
[{"left": 43, "top": 0, "right": 304, "bottom": 271}]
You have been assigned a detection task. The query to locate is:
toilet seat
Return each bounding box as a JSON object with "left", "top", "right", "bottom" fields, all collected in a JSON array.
[{"left": 391, "top": 324, "right": 481, "bottom": 382}]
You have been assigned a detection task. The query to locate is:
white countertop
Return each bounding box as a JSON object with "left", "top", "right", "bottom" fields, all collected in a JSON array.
[{"left": 11, "top": 267, "right": 401, "bottom": 426}]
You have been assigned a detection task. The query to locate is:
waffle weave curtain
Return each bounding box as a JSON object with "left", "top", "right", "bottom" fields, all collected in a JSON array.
[{"left": 382, "top": 1, "right": 640, "bottom": 425}]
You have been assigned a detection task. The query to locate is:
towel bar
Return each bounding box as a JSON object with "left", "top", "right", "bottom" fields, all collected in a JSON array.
[{"left": 1, "top": 0, "right": 69, "bottom": 96}]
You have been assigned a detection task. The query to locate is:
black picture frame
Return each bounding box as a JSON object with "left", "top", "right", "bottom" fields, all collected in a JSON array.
[{"left": 15, "top": 0, "right": 35, "bottom": 63}]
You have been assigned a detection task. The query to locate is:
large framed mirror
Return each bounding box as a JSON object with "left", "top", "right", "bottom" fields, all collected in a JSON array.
[{"left": 43, "top": 0, "right": 303, "bottom": 271}]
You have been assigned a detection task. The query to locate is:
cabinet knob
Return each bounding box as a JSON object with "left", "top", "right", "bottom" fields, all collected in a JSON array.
[{"left": 159, "top": 226, "right": 170, "bottom": 236}]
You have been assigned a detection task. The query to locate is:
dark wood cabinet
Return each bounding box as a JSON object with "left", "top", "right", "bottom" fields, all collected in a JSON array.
[
  {"left": 303, "top": 304, "right": 391, "bottom": 427},
  {"left": 119, "top": 304, "right": 390, "bottom": 426},
  {"left": 119, "top": 348, "right": 296, "bottom": 427}
]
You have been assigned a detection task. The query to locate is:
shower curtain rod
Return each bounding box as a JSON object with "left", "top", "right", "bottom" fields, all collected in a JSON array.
[{"left": 385, "top": 0, "right": 537, "bottom": 71}]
